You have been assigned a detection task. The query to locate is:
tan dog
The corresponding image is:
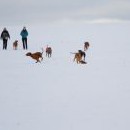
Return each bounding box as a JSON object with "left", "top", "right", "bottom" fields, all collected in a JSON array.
[
  {"left": 73, "top": 50, "right": 86, "bottom": 64},
  {"left": 73, "top": 53, "right": 82, "bottom": 64},
  {"left": 84, "top": 42, "right": 89, "bottom": 51},
  {"left": 26, "top": 51, "right": 43, "bottom": 63},
  {"left": 46, "top": 46, "right": 52, "bottom": 57},
  {"left": 78, "top": 50, "right": 86, "bottom": 61},
  {"left": 13, "top": 40, "right": 18, "bottom": 50}
]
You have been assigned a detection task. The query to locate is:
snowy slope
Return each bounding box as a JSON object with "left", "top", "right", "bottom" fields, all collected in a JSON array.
[{"left": 0, "top": 23, "right": 130, "bottom": 130}]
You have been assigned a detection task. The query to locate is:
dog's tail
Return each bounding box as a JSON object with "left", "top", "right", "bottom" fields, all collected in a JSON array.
[{"left": 70, "top": 52, "right": 77, "bottom": 54}]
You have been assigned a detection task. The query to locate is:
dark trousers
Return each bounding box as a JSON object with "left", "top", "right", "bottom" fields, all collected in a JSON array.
[
  {"left": 22, "top": 38, "right": 27, "bottom": 50},
  {"left": 3, "top": 39, "right": 8, "bottom": 50}
]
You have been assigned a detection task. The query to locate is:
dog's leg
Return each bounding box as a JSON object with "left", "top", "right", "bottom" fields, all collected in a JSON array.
[
  {"left": 36, "top": 60, "right": 40, "bottom": 63},
  {"left": 74, "top": 57, "right": 79, "bottom": 64},
  {"left": 41, "top": 57, "right": 43, "bottom": 61},
  {"left": 84, "top": 46, "right": 86, "bottom": 51},
  {"left": 35, "top": 58, "right": 40, "bottom": 63}
]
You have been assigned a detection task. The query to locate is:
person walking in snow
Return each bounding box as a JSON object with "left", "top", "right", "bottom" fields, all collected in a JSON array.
[
  {"left": 1, "top": 28, "right": 10, "bottom": 50},
  {"left": 20, "top": 26, "right": 28, "bottom": 50}
]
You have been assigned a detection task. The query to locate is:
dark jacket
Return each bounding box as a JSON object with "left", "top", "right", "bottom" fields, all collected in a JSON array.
[{"left": 1, "top": 30, "right": 10, "bottom": 40}]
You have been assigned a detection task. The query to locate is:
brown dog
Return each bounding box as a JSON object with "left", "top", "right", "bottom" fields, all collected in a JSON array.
[
  {"left": 84, "top": 42, "right": 89, "bottom": 51},
  {"left": 73, "top": 50, "right": 86, "bottom": 64},
  {"left": 78, "top": 50, "right": 86, "bottom": 61},
  {"left": 26, "top": 51, "right": 43, "bottom": 63},
  {"left": 13, "top": 40, "right": 18, "bottom": 50},
  {"left": 46, "top": 46, "right": 52, "bottom": 57},
  {"left": 73, "top": 53, "right": 82, "bottom": 64}
]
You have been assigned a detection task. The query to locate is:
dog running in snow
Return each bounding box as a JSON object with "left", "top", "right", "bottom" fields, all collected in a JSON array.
[{"left": 26, "top": 51, "right": 43, "bottom": 63}]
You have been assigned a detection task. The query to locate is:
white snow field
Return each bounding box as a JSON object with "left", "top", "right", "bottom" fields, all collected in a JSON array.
[{"left": 0, "top": 22, "right": 130, "bottom": 130}]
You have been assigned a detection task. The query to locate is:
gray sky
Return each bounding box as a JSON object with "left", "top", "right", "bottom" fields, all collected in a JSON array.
[{"left": 0, "top": 0, "right": 130, "bottom": 25}]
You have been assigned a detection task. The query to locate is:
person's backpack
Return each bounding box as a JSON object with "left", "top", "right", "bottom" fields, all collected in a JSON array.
[{"left": 2, "top": 32, "right": 9, "bottom": 39}]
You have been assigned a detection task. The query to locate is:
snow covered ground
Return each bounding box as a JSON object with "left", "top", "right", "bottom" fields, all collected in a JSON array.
[{"left": 0, "top": 22, "right": 130, "bottom": 130}]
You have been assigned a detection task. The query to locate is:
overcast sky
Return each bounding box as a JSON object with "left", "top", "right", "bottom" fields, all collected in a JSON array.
[{"left": 0, "top": 0, "right": 130, "bottom": 26}]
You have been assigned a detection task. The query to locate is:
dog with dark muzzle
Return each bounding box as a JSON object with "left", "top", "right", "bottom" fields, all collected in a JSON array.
[
  {"left": 26, "top": 51, "right": 43, "bottom": 63},
  {"left": 72, "top": 50, "right": 86, "bottom": 64},
  {"left": 78, "top": 50, "right": 86, "bottom": 61}
]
